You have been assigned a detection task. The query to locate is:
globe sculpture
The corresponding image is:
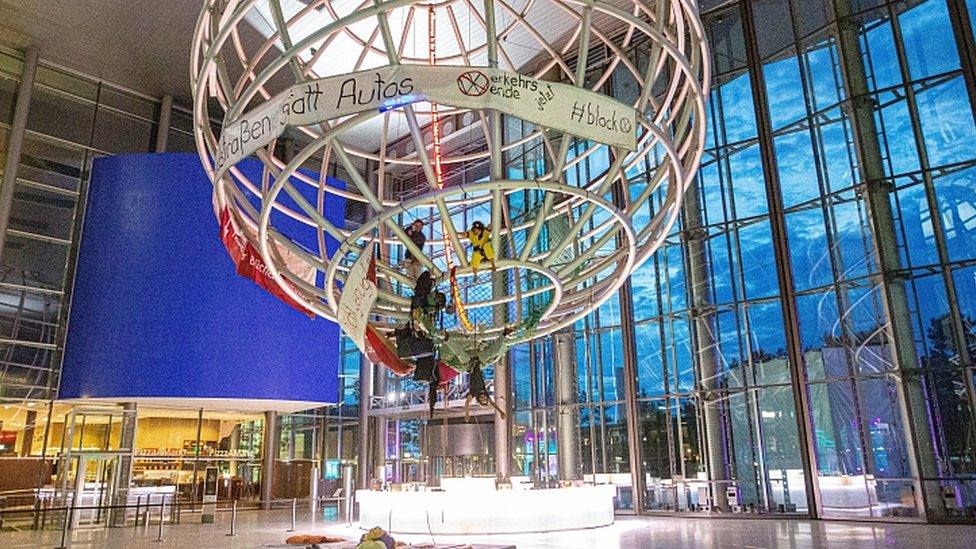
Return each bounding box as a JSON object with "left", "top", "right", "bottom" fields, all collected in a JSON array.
[{"left": 191, "top": 0, "right": 708, "bottom": 377}]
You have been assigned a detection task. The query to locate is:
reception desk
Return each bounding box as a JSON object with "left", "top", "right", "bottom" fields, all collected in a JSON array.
[{"left": 357, "top": 483, "right": 616, "bottom": 534}]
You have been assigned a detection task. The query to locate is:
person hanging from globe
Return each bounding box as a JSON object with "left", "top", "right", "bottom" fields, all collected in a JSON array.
[
  {"left": 458, "top": 220, "right": 495, "bottom": 277},
  {"left": 464, "top": 359, "right": 506, "bottom": 422},
  {"left": 400, "top": 219, "right": 426, "bottom": 281}
]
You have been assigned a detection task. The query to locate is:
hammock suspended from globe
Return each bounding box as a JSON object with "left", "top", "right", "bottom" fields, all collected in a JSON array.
[{"left": 359, "top": 267, "right": 549, "bottom": 378}]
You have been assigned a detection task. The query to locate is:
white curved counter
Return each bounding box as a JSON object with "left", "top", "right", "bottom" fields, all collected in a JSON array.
[{"left": 357, "top": 484, "right": 616, "bottom": 534}]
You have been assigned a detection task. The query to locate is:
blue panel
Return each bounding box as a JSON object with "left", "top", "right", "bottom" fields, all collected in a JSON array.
[{"left": 60, "top": 153, "right": 344, "bottom": 403}]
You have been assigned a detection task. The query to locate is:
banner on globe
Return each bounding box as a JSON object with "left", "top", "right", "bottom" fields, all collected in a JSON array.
[
  {"left": 219, "top": 207, "right": 315, "bottom": 317},
  {"left": 336, "top": 247, "right": 377, "bottom": 354},
  {"left": 217, "top": 65, "right": 639, "bottom": 168}
]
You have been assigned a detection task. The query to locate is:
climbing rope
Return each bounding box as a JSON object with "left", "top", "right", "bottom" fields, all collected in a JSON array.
[{"left": 428, "top": 5, "right": 474, "bottom": 333}]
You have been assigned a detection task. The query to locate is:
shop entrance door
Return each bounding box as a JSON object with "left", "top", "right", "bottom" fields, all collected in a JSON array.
[
  {"left": 52, "top": 406, "right": 136, "bottom": 527},
  {"left": 64, "top": 453, "right": 121, "bottom": 527}
]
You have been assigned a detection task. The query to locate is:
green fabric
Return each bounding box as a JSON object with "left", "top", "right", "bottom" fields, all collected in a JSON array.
[{"left": 437, "top": 330, "right": 507, "bottom": 373}]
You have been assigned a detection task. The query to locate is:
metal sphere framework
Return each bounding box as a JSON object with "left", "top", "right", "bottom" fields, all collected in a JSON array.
[{"left": 191, "top": 0, "right": 709, "bottom": 347}]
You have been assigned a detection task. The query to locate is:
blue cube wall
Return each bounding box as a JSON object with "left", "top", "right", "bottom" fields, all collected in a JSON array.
[{"left": 60, "top": 153, "right": 343, "bottom": 404}]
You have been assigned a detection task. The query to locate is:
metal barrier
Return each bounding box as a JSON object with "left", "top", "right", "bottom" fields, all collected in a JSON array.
[
  {"left": 289, "top": 498, "right": 297, "bottom": 532},
  {"left": 227, "top": 500, "right": 237, "bottom": 537},
  {"left": 0, "top": 491, "right": 356, "bottom": 547}
]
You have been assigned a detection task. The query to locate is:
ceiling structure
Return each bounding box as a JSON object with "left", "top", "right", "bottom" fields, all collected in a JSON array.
[
  {"left": 0, "top": 0, "right": 589, "bottom": 153},
  {"left": 0, "top": 0, "right": 203, "bottom": 105},
  {"left": 0, "top": 0, "right": 732, "bottom": 109},
  {"left": 229, "top": 0, "right": 583, "bottom": 153}
]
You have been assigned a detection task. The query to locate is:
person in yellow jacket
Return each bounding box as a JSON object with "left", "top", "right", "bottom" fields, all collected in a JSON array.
[{"left": 458, "top": 220, "right": 495, "bottom": 276}]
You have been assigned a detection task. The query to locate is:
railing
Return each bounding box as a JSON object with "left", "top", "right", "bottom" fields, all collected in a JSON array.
[
  {"left": 370, "top": 376, "right": 493, "bottom": 410},
  {"left": 0, "top": 492, "right": 356, "bottom": 547}
]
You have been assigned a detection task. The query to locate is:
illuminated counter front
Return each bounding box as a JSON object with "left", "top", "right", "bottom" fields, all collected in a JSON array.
[{"left": 357, "top": 484, "right": 616, "bottom": 534}]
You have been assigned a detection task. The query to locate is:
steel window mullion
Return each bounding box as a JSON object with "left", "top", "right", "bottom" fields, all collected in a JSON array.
[
  {"left": 740, "top": 0, "right": 822, "bottom": 519},
  {"left": 5, "top": 229, "right": 72, "bottom": 246},
  {"left": 14, "top": 177, "right": 81, "bottom": 198},
  {"left": 946, "top": 0, "right": 976, "bottom": 122},
  {"left": 21, "top": 127, "right": 112, "bottom": 158},
  {"left": 582, "top": 314, "right": 598, "bottom": 476},
  {"left": 0, "top": 281, "right": 64, "bottom": 297},
  {"left": 0, "top": 337, "right": 57, "bottom": 350}
]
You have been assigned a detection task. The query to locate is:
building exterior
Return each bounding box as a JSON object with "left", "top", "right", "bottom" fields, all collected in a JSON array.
[{"left": 0, "top": 0, "right": 974, "bottom": 524}]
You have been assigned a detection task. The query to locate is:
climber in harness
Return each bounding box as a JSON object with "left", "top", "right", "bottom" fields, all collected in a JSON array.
[
  {"left": 401, "top": 270, "right": 454, "bottom": 417},
  {"left": 459, "top": 220, "right": 495, "bottom": 276},
  {"left": 395, "top": 271, "right": 438, "bottom": 383},
  {"left": 421, "top": 360, "right": 461, "bottom": 419},
  {"left": 401, "top": 219, "right": 426, "bottom": 281},
  {"left": 464, "top": 359, "right": 506, "bottom": 421},
  {"left": 408, "top": 270, "right": 454, "bottom": 334}
]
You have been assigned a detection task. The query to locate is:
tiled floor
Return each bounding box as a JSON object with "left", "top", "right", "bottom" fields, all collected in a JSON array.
[{"left": 3, "top": 509, "right": 976, "bottom": 548}]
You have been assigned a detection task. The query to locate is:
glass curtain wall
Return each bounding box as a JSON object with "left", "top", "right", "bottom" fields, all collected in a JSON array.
[
  {"left": 0, "top": 47, "right": 198, "bottom": 477},
  {"left": 634, "top": 0, "right": 976, "bottom": 520},
  {"left": 867, "top": 0, "right": 976, "bottom": 516},
  {"left": 367, "top": 0, "right": 976, "bottom": 522},
  {"left": 326, "top": 336, "right": 361, "bottom": 471}
]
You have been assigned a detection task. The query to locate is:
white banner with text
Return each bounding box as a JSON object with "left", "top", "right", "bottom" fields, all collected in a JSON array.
[
  {"left": 217, "top": 66, "right": 639, "bottom": 169},
  {"left": 336, "top": 248, "right": 377, "bottom": 354}
]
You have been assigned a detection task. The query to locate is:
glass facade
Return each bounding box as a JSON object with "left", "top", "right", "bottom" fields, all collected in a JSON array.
[
  {"left": 637, "top": 0, "right": 976, "bottom": 519},
  {"left": 0, "top": 46, "right": 347, "bottom": 518}
]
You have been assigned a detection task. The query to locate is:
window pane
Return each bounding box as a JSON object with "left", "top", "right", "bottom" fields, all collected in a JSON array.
[
  {"left": 934, "top": 166, "right": 976, "bottom": 262},
  {"left": 92, "top": 108, "right": 153, "bottom": 154},
  {"left": 707, "top": 5, "right": 747, "bottom": 74},
  {"left": 9, "top": 183, "right": 76, "bottom": 241},
  {"left": 914, "top": 76, "right": 976, "bottom": 168},
  {"left": 764, "top": 55, "right": 806, "bottom": 130},
  {"left": 17, "top": 137, "right": 85, "bottom": 192},
  {"left": 26, "top": 87, "right": 94, "bottom": 145},
  {"left": 776, "top": 130, "right": 820, "bottom": 207},
  {"left": 753, "top": 0, "right": 796, "bottom": 59},
  {"left": 898, "top": 0, "right": 960, "bottom": 80},
  {"left": 0, "top": 286, "right": 62, "bottom": 344},
  {"left": 738, "top": 219, "right": 779, "bottom": 299},
  {"left": 893, "top": 182, "right": 939, "bottom": 267},
  {"left": 0, "top": 73, "right": 17, "bottom": 125},
  {"left": 718, "top": 73, "right": 759, "bottom": 144},
  {"left": 786, "top": 206, "right": 832, "bottom": 291},
  {"left": 635, "top": 321, "right": 665, "bottom": 397},
  {"left": 729, "top": 144, "right": 767, "bottom": 219},
  {"left": 0, "top": 235, "right": 69, "bottom": 291}
]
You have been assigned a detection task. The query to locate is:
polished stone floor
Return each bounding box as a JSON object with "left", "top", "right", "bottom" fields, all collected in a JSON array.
[{"left": 3, "top": 508, "right": 976, "bottom": 548}]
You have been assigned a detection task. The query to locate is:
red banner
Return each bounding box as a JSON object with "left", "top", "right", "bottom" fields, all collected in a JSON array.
[
  {"left": 219, "top": 208, "right": 314, "bottom": 317},
  {"left": 365, "top": 324, "right": 414, "bottom": 376}
]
